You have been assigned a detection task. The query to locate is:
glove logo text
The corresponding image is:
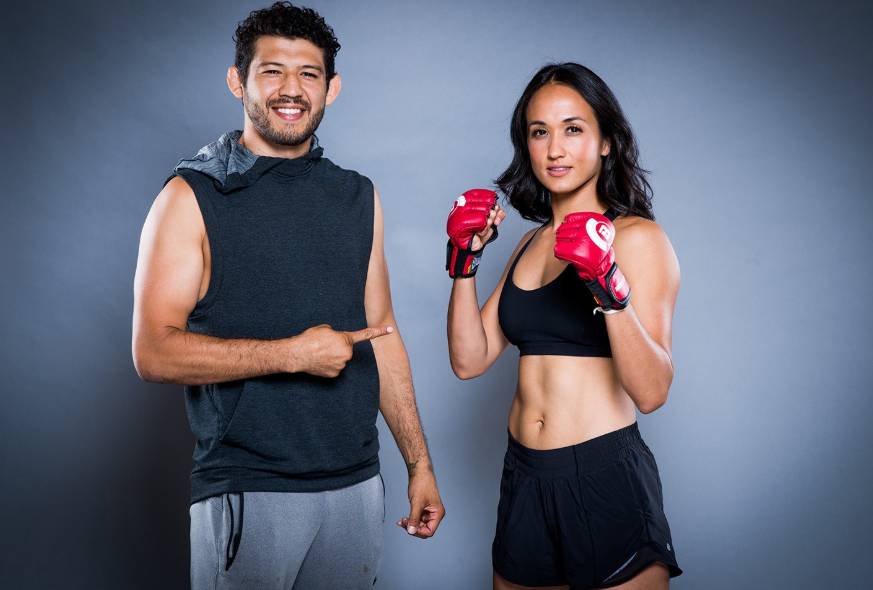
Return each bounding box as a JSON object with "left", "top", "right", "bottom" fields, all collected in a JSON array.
[{"left": 586, "top": 218, "right": 611, "bottom": 251}]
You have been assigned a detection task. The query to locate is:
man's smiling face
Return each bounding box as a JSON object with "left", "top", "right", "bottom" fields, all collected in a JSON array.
[{"left": 235, "top": 35, "right": 340, "bottom": 149}]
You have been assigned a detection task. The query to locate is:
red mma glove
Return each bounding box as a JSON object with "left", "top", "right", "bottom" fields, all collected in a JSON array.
[
  {"left": 554, "top": 212, "right": 631, "bottom": 312},
  {"left": 446, "top": 189, "right": 499, "bottom": 278}
]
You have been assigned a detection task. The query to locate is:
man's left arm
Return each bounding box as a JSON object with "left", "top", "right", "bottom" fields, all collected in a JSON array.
[{"left": 365, "top": 188, "right": 445, "bottom": 539}]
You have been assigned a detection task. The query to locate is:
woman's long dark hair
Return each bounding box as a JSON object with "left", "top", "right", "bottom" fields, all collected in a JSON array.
[{"left": 496, "top": 63, "right": 654, "bottom": 223}]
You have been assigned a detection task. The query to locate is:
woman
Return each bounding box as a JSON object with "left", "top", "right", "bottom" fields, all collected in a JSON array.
[{"left": 444, "top": 63, "right": 683, "bottom": 589}]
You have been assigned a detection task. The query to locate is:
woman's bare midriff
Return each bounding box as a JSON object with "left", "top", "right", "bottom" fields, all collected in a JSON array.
[{"left": 508, "top": 355, "right": 637, "bottom": 450}]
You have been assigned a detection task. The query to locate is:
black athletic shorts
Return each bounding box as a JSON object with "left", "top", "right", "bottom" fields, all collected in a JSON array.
[{"left": 492, "top": 422, "right": 682, "bottom": 589}]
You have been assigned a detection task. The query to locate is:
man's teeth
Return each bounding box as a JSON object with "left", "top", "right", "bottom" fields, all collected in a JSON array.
[{"left": 276, "top": 108, "right": 302, "bottom": 114}]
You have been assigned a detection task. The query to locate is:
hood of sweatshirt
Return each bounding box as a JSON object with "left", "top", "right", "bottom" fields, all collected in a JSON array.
[{"left": 174, "top": 130, "right": 324, "bottom": 193}]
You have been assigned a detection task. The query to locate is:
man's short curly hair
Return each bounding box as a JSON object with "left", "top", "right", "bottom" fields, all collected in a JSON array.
[{"left": 234, "top": 2, "right": 341, "bottom": 86}]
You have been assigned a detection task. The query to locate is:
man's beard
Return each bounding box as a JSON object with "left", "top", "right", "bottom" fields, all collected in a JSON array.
[{"left": 244, "top": 93, "right": 325, "bottom": 147}]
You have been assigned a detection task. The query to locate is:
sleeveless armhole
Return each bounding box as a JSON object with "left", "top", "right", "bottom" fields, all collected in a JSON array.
[
  {"left": 360, "top": 177, "right": 375, "bottom": 289},
  {"left": 171, "top": 169, "right": 223, "bottom": 318}
]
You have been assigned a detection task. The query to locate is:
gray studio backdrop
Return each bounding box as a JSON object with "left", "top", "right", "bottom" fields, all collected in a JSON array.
[{"left": 2, "top": 0, "right": 871, "bottom": 588}]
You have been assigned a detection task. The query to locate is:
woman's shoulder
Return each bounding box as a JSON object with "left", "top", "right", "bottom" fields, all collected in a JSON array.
[
  {"left": 612, "top": 214, "right": 678, "bottom": 271},
  {"left": 613, "top": 215, "right": 668, "bottom": 247}
]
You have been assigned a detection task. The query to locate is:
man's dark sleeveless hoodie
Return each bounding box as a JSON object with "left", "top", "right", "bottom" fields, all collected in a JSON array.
[{"left": 171, "top": 131, "right": 379, "bottom": 503}]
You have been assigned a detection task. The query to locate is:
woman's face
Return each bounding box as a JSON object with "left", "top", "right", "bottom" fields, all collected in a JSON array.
[{"left": 525, "top": 83, "right": 610, "bottom": 200}]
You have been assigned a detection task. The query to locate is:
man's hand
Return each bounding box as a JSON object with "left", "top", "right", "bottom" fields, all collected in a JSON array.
[
  {"left": 396, "top": 471, "right": 445, "bottom": 539},
  {"left": 290, "top": 324, "right": 392, "bottom": 377}
]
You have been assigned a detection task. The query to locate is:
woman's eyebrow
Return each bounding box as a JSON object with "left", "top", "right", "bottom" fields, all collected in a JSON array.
[{"left": 528, "top": 116, "right": 586, "bottom": 127}]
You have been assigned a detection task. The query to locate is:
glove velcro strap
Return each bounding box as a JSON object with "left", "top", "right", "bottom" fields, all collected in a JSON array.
[
  {"left": 485, "top": 226, "right": 499, "bottom": 246},
  {"left": 445, "top": 227, "right": 498, "bottom": 279},
  {"left": 585, "top": 263, "right": 631, "bottom": 310},
  {"left": 446, "top": 240, "right": 484, "bottom": 278}
]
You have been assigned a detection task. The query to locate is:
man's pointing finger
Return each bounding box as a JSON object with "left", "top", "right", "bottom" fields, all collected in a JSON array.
[{"left": 346, "top": 326, "right": 393, "bottom": 344}]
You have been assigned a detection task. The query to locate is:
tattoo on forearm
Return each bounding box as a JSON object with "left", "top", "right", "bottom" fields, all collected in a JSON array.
[{"left": 407, "top": 460, "right": 418, "bottom": 470}]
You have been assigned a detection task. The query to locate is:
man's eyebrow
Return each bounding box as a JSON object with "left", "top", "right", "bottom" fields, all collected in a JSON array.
[{"left": 258, "top": 61, "right": 324, "bottom": 71}]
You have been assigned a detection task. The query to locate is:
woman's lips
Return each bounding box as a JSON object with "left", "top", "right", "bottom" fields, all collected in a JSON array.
[{"left": 547, "top": 166, "right": 571, "bottom": 177}]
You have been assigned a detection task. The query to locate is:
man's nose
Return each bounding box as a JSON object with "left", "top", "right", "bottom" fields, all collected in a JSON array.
[{"left": 279, "top": 74, "right": 303, "bottom": 97}]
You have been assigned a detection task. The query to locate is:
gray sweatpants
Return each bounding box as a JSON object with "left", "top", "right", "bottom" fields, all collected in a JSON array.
[{"left": 190, "top": 475, "right": 384, "bottom": 589}]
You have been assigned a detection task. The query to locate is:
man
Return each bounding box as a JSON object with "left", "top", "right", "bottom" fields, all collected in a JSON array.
[{"left": 132, "top": 3, "right": 444, "bottom": 588}]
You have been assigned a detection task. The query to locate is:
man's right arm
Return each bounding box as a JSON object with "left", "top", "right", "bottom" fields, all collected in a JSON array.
[{"left": 132, "top": 177, "right": 388, "bottom": 386}]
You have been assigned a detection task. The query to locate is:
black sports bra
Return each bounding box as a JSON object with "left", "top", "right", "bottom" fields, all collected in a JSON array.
[{"left": 497, "top": 210, "right": 616, "bottom": 358}]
